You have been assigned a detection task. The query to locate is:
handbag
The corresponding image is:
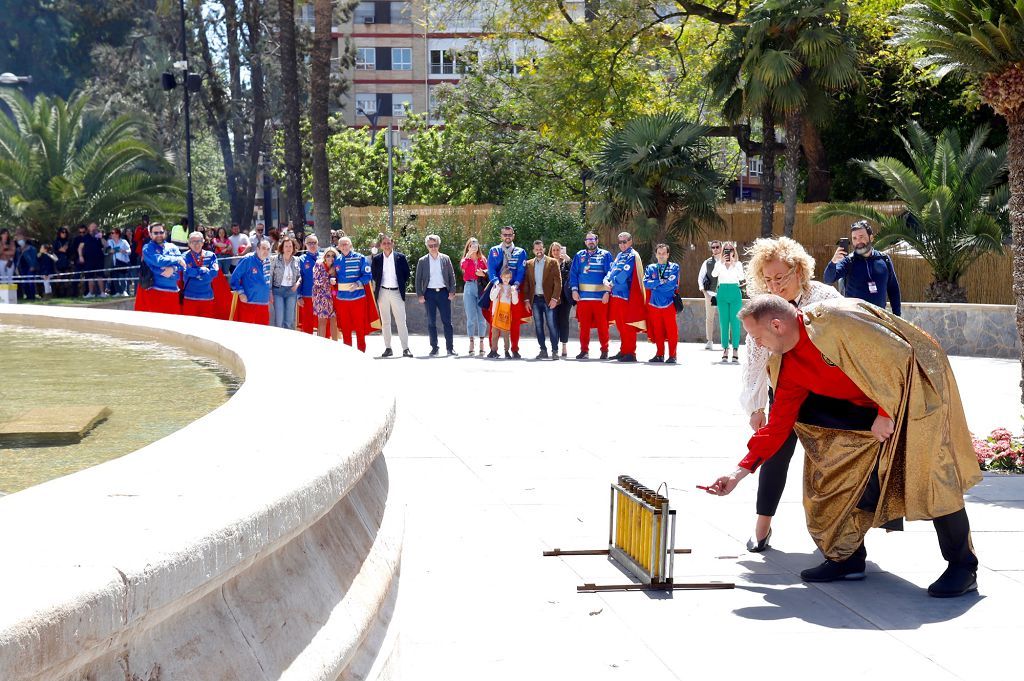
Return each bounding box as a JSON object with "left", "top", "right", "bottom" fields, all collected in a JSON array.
[
  {"left": 672, "top": 292, "right": 684, "bottom": 313},
  {"left": 493, "top": 296, "right": 512, "bottom": 331}
]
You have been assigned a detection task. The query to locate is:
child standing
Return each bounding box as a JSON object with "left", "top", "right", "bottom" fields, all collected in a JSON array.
[{"left": 487, "top": 267, "right": 518, "bottom": 359}]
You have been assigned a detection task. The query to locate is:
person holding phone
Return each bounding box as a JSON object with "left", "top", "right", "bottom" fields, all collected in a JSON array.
[
  {"left": 823, "top": 220, "right": 902, "bottom": 316},
  {"left": 712, "top": 241, "right": 745, "bottom": 362}
]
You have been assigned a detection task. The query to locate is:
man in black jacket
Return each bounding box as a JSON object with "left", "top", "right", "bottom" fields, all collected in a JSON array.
[{"left": 371, "top": 234, "right": 412, "bottom": 357}]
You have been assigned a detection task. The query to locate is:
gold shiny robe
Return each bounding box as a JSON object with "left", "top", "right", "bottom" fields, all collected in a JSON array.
[{"left": 767, "top": 299, "right": 982, "bottom": 560}]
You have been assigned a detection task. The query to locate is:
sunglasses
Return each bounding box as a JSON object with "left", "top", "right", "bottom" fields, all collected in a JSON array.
[
  {"left": 618, "top": 239, "right": 630, "bottom": 244},
  {"left": 711, "top": 245, "right": 722, "bottom": 249}
]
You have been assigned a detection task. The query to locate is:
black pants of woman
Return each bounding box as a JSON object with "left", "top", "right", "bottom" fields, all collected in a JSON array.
[{"left": 554, "top": 301, "right": 572, "bottom": 345}]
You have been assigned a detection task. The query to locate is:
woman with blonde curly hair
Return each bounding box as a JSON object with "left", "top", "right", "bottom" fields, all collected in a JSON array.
[{"left": 740, "top": 236, "right": 842, "bottom": 553}]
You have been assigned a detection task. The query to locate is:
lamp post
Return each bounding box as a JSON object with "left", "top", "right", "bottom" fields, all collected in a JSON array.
[
  {"left": 357, "top": 106, "right": 394, "bottom": 232},
  {"left": 580, "top": 168, "right": 593, "bottom": 227},
  {"left": 0, "top": 73, "right": 32, "bottom": 86},
  {"left": 160, "top": 0, "right": 201, "bottom": 232}
]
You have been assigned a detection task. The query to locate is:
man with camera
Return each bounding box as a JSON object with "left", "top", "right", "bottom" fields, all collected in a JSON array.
[{"left": 823, "top": 220, "right": 902, "bottom": 316}]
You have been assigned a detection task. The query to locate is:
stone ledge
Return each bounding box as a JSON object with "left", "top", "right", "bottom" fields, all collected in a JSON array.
[
  {"left": 0, "top": 307, "right": 400, "bottom": 681},
  {"left": 0, "top": 406, "right": 111, "bottom": 445}
]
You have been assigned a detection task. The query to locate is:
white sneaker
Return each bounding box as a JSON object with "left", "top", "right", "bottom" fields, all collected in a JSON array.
[
  {"left": 100, "top": 292, "right": 110, "bottom": 298},
  {"left": 122, "top": 291, "right": 131, "bottom": 297},
  {"left": 84, "top": 293, "right": 94, "bottom": 299},
  {"left": 705, "top": 341, "right": 713, "bottom": 350}
]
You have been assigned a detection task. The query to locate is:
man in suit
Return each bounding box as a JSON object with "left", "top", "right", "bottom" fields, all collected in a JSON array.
[
  {"left": 415, "top": 234, "right": 458, "bottom": 356},
  {"left": 371, "top": 234, "right": 412, "bottom": 358},
  {"left": 522, "top": 239, "right": 562, "bottom": 360}
]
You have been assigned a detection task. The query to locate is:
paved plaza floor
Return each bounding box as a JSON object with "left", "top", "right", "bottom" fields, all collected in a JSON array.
[{"left": 367, "top": 332, "right": 1022, "bottom": 681}]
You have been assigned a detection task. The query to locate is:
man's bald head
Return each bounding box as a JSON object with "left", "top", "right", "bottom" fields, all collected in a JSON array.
[{"left": 738, "top": 294, "right": 802, "bottom": 354}]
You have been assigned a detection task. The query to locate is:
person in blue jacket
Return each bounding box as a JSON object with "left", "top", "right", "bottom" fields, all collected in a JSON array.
[
  {"left": 568, "top": 231, "right": 613, "bottom": 359},
  {"left": 486, "top": 225, "right": 528, "bottom": 358},
  {"left": 136, "top": 224, "right": 185, "bottom": 315},
  {"left": 335, "top": 236, "right": 374, "bottom": 352},
  {"left": 823, "top": 220, "right": 902, "bottom": 316},
  {"left": 230, "top": 238, "right": 272, "bottom": 325},
  {"left": 296, "top": 234, "right": 320, "bottom": 334},
  {"left": 182, "top": 231, "right": 220, "bottom": 318},
  {"left": 643, "top": 243, "right": 680, "bottom": 364}
]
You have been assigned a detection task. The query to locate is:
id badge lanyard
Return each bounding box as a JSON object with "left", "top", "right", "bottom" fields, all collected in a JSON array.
[{"left": 863, "top": 257, "right": 878, "bottom": 295}]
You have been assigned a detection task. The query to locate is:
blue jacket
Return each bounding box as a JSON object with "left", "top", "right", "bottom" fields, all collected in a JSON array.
[
  {"left": 822, "top": 249, "right": 902, "bottom": 316},
  {"left": 182, "top": 249, "right": 219, "bottom": 301},
  {"left": 605, "top": 249, "right": 639, "bottom": 300},
  {"left": 230, "top": 254, "right": 271, "bottom": 304},
  {"left": 644, "top": 262, "right": 680, "bottom": 309},
  {"left": 16, "top": 244, "right": 37, "bottom": 274},
  {"left": 142, "top": 240, "right": 184, "bottom": 292},
  {"left": 298, "top": 250, "right": 319, "bottom": 298},
  {"left": 568, "top": 248, "right": 613, "bottom": 301},
  {"left": 335, "top": 250, "right": 371, "bottom": 301},
  {"left": 487, "top": 244, "right": 526, "bottom": 287}
]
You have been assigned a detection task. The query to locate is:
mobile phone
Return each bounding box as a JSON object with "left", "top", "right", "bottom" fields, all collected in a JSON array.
[{"left": 836, "top": 237, "right": 851, "bottom": 250}]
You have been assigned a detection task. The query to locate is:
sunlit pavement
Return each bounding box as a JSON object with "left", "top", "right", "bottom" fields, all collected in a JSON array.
[{"left": 363, "top": 331, "right": 1022, "bottom": 681}]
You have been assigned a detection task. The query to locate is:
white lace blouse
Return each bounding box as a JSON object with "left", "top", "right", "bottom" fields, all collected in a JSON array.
[{"left": 739, "top": 280, "right": 843, "bottom": 415}]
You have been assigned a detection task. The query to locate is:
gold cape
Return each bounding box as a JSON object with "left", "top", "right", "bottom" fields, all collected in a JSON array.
[{"left": 767, "top": 299, "right": 982, "bottom": 560}]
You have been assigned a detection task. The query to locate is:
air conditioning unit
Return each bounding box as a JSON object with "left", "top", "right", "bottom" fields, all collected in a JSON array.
[{"left": 363, "top": 16, "right": 375, "bottom": 24}]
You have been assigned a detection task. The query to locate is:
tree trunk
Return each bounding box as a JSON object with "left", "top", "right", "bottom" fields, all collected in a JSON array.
[
  {"left": 802, "top": 117, "right": 830, "bottom": 202},
  {"left": 278, "top": 0, "right": 306, "bottom": 231},
  {"left": 782, "top": 109, "right": 802, "bottom": 238},
  {"left": 924, "top": 279, "right": 968, "bottom": 303},
  {"left": 1008, "top": 120, "right": 1024, "bottom": 406},
  {"left": 223, "top": 0, "right": 246, "bottom": 223},
  {"left": 309, "top": 0, "right": 333, "bottom": 245},
  {"left": 760, "top": 106, "right": 777, "bottom": 238},
  {"left": 239, "top": 0, "right": 267, "bottom": 231}
]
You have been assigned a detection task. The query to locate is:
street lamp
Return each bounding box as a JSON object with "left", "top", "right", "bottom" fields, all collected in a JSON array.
[
  {"left": 159, "top": 0, "right": 202, "bottom": 232},
  {"left": 580, "top": 168, "right": 594, "bottom": 227},
  {"left": 357, "top": 106, "right": 395, "bottom": 232},
  {"left": 0, "top": 73, "right": 32, "bottom": 86}
]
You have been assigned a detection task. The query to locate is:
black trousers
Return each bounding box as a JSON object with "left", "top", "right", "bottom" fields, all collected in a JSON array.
[
  {"left": 424, "top": 288, "right": 454, "bottom": 351},
  {"left": 765, "top": 391, "right": 977, "bottom": 567},
  {"left": 554, "top": 301, "right": 571, "bottom": 344}
]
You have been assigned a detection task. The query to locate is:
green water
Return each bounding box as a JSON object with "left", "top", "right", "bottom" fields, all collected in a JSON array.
[{"left": 0, "top": 324, "right": 238, "bottom": 495}]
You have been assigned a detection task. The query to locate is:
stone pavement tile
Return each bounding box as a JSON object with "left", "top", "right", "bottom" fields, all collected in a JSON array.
[
  {"left": 966, "top": 474, "right": 1024, "bottom": 503},
  {"left": 998, "top": 570, "right": 1024, "bottom": 585},
  {"left": 969, "top": 531, "right": 1024, "bottom": 571},
  {"left": 955, "top": 500, "right": 1024, "bottom": 531}
]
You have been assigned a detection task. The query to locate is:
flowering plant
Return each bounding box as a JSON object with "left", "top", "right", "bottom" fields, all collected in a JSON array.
[{"left": 973, "top": 427, "right": 1024, "bottom": 473}]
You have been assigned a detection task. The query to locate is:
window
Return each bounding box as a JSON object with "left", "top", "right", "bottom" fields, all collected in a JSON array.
[
  {"left": 391, "top": 2, "right": 411, "bottom": 24},
  {"left": 456, "top": 50, "right": 478, "bottom": 74},
  {"left": 430, "top": 49, "right": 477, "bottom": 75},
  {"left": 392, "top": 94, "right": 412, "bottom": 117},
  {"left": 298, "top": 4, "right": 315, "bottom": 28},
  {"left": 748, "top": 157, "right": 763, "bottom": 177},
  {"left": 355, "top": 93, "right": 377, "bottom": 115},
  {"left": 355, "top": 47, "right": 375, "bottom": 70},
  {"left": 392, "top": 48, "right": 412, "bottom": 71},
  {"left": 354, "top": 2, "right": 375, "bottom": 24}
]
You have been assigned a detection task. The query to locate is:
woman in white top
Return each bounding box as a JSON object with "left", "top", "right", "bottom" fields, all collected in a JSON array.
[
  {"left": 739, "top": 236, "right": 842, "bottom": 552},
  {"left": 711, "top": 241, "right": 745, "bottom": 362}
]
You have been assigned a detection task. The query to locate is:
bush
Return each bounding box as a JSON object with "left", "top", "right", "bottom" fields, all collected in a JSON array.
[{"left": 485, "top": 190, "right": 586, "bottom": 254}]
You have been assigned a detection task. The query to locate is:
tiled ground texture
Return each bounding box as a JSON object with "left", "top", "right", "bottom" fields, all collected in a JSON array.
[{"left": 366, "top": 332, "right": 1021, "bottom": 681}]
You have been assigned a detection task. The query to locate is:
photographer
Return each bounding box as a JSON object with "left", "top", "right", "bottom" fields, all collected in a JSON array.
[
  {"left": 823, "top": 220, "right": 902, "bottom": 316},
  {"left": 711, "top": 241, "right": 745, "bottom": 363}
]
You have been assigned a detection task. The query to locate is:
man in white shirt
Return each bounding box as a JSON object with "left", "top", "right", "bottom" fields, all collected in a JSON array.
[
  {"left": 227, "top": 223, "right": 250, "bottom": 274},
  {"left": 371, "top": 234, "right": 412, "bottom": 357},
  {"left": 249, "top": 222, "right": 267, "bottom": 245},
  {"left": 696, "top": 240, "right": 722, "bottom": 350},
  {"left": 108, "top": 228, "right": 132, "bottom": 295}
]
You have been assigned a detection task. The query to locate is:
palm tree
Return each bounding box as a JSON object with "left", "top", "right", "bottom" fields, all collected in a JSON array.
[
  {"left": 0, "top": 91, "right": 182, "bottom": 240},
  {"left": 309, "top": 0, "right": 334, "bottom": 244},
  {"left": 591, "top": 113, "right": 724, "bottom": 252},
  {"left": 892, "top": 0, "right": 1024, "bottom": 403},
  {"left": 814, "top": 121, "right": 1007, "bottom": 302},
  {"left": 277, "top": 0, "right": 306, "bottom": 230},
  {"left": 709, "top": 0, "right": 859, "bottom": 237}
]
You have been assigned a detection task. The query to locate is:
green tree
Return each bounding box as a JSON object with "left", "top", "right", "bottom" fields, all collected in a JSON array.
[
  {"left": 891, "top": 0, "right": 1024, "bottom": 401},
  {"left": 815, "top": 121, "right": 1007, "bottom": 302},
  {"left": 485, "top": 190, "right": 586, "bottom": 251},
  {"left": 591, "top": 113, "right": 724, "bottom": 255},
  {"left": 0, "top": 91, "right": 182, "bottom": 240}
]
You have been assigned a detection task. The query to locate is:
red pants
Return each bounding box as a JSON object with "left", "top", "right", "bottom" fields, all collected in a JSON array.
[
  {"left": 576, "top": 300, "right": 609, "bottom": 353},
  {"left": 235, "top": 300, "right": 270, "bottom": 325},
  {"left": 510, "top": 299, "right": 524, "bottom": 352},
  {"left": 609, "top": 297, "right": 638, "bottom": 355},
  {"left": 140, "top": 288, "right": 181, "bottom": 315},
  {"left": 646, "top": 305, "right": 678, "bottom": 358},
  {"left": 182, "top": 298, "right": 217, "bottom": 319},
  {"left": 335, "top": 298, "right": 367, "bottom": 352},
  {"left": 298, "top": 296, "right": 316, "bottom": 333}
]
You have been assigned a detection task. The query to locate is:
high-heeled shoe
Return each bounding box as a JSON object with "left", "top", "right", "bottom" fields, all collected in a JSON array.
[{"left": 746, "top": 528, "right": 772, "bottom": 553}]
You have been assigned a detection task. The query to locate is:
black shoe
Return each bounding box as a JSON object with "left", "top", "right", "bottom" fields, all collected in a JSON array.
[
  {"left": 617, "top": 353, "right": 637, "bottom": 363},
  {"left": 511, "top": 351, "right": 521, "bottom": 359},
  {"left": 800, "top": 552, "right": 866, "bottom": 583},
  {"left": 648, "top": 355, "right": 664, "bottom": 363},
  {"left": 928, "top": 563, "right": 978, "bottom": 598},
  {"left": 551, "top": 352, "right": 559, "bottom": 361},
  {"left": 536, "top": 349, "right": 549, "bottom": 359},
  {"left": 575, "top": 351, "right": 589, "bottom": 360},
  {"left": 380, "top": 348, "right": 394, "bottom": 358},
  {"left": 402, "top": 349, "right": 413, "bottom": 358},
  {"left": 599, "top": 350, "right": 609, "bottom": 360},
  {"left": 666, "top": 356, "right": 677, "bottom": 364},
  {"left": 746, "top": 528, "right": 771, "bottom": 553},
  {"left": 429, "top": 348, "right": 439, "bottom": 357},
  {"left": 447, "top": 349, "right": 458, "bottom": 356},
  {"left": 609, "top": 352, "right": 622, "bottom": 361},
  {"left": 487, "top": 350, "right": 499, "bottom": 359}
]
